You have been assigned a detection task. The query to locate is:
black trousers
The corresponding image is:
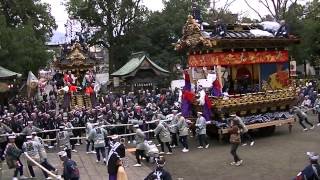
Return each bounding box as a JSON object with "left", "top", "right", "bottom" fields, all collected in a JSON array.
[
  {"left": 0, "top": 141, "right": 7, "bottom": 159},
  {"left": 66, "top": 149, "right": 72, "bottom": 159},
  {"left": 28, "top": 165, "right": 36, "bottom": 177},
  {"left": 318, "top": 113, "right": 320, "bottom": 123},
  {"left": 95, "top": 147, "right": 106, "bottom": 161},
  {"left": 241, "top": 132, "right": 253, "bottom": 143},
  {"left": 170, "top": 133, "right": 178, "bottom": 146},
  {"left": 86, "top": 140, "right": 95, "bottom": 152},
  {"left": 126, "top": 129, "right": 135, "bottom": 142},
  {"left": 298, "top": 117, "right": 313, "bottom": 129},
  {"left": 230, "top": 143, "right": 241, "bottom": 162},
  {"left": 160, "top": 142, "right": 172, "bottom": 153},
  {"left": 179, "top": 136, "right": 188, "bottom": 149},
  {"left": 198, "top": 134, "right": 208, "bottom": 147},
  {"left": 48, "top": 132, "right": 56, "bottom": 146},
  {"left": 156, "top": 135, "right": 161, "bottom": 144},
  {"left": 73, "top": 129, "right": 82, "bottom": 144},
  {"left": 41, "top": 159, "right": 56, "bottom": 178},
  {"left": 135, "top": 149, "right": 149, "bottom": 164},
  {"left": 13, "top": 158, "right": 23, "bottom": 177}
]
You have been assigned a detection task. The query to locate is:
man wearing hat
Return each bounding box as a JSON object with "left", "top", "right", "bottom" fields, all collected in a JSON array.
[
  {"left": 295, "top": 152, "right": 320, "bottom": 180},
  {"left": 57, "top": 126, "right": 72, "bottom": 159},
  {"left": 292, "top": 106, "right": 315, "bottom": 131},
  {"left": 21, "top": 121, "right": 42, "bottom": 136},
  {"left": 169, "top": 110, "right": 179, "bottom": 148},
  {"left": 176, "top": 113, "right": 189, "bottom": 153},
  {"left": 63, "top": 116, "right": 77, "bottom": 153},
  {"left": 3, "top": 135, "right": 26, "bottom": 180},
  {"left": 58, "top": 151, "right": 80, "bottom": 180},
  {"left": 195, "top": 112, "right": 209, "bottom": 149},
  {"left": 154, "top": 119, "right": 173, "bottom": 155},
  {"left": 107, "top": 134, "right": 126, "bottom": 180},
  {"left": 230, "top": 114, "right": 254, "bottom": 147},
  {"left": 31, "top": 132, "right": 58, "bottom": 179},
  {"left": 22, "top": 135, "right": 42, "bottom": 178},
  {"left": 88, "top": 122, "right": 108, "bottom": 164},
  {"left": 133, "top": 124, "right": 148, "bottom": 167},
  {"left": 144, "top": 156, "right": 172, "bottom": 180},
  {"left": 86, "top": 117, "right": 96, "bottom": 154}
]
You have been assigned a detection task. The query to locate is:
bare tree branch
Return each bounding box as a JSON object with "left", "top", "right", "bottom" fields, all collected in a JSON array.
[
  {"left": 244, "top": 0, "right": 263, "bottom": 20},
  {"left": 222, "top": 0, "right": 236, "bottom": 11},
  {"left": 259, "top": 0, "right": 277, "bottom": 19}
]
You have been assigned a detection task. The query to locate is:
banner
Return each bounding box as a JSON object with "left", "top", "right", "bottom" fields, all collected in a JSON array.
[
  {"left": 188, "top": 50, "right": 289, "bottom": 67},
  {"left": 290, "top": 60, "right": 296, "bottom": 77}
]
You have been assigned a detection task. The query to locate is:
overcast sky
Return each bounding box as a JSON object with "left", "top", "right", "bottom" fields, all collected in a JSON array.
[{"left": 42, "top": 0, "right": 310, "bottom": 42}]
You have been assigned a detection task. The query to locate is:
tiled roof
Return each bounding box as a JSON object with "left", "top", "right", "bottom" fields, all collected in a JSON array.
[{"left": 111, "top": 52, "right": 169, "bottom": 76}]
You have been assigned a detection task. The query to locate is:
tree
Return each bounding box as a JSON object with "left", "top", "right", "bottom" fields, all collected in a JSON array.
[
  {"left": 244, "top": 0, "right": 302, "bottom": 21},
  {"left": 296, "top": 0, "right": 320, "bottom": 66},
  {"left": 0, "top": 0, "right": 57, "bottom": 41},
  {"left": 0, "top": 0, "right": 57, "bottom": 75},
  {"left": 66, "top": 0, "right": 147, "bottom": 72}
]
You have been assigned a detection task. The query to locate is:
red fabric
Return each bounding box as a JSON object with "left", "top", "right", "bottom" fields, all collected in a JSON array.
[
  {"left": 85, "top": 86, "right": 93, "bottom": 95},
  {"left": 64, "top": 74, "right": 73, "bottom": 83},
  {"left": 69, "top": 85, "right": 77, "bottom": 92},
  {"left": 213, "top": 79, "right": 222, "bottom": 90},
  {"left": 183, "top": 90, "right": 195, "bottom": 102},
  {"left": 184, "top": 70, "right": 190, "bottom": 82},
  {"left": 205, "top": 95, "right": 211, "bottom": 109}
]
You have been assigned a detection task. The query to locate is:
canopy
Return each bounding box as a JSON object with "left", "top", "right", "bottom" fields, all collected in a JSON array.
[{"left": 0, "top": 66, "right": 21, "bottom": 79}]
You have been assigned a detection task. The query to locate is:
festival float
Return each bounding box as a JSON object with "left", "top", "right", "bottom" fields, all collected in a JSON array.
[
  {"left": 53, "top": 42, "right": 100, "bottom": 109},
  {"left": 175, "top": 16, "right": 300, "bottom": 140}
]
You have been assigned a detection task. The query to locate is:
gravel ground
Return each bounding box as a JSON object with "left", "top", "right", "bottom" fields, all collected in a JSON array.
[{"left": 162, "top": 114, "right": 320, "bottom": 180}]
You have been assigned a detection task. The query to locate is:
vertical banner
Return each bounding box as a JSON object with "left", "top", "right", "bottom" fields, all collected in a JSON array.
[{"left": 290, "top": 60, "right": 297, "bottom": 77}]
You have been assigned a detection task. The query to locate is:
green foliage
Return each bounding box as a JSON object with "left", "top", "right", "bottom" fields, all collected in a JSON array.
[
  {"left": 66, "top": 0, "right": 147, "bottom": 71},
  {"left": 286, "top": 1, "right": 320, "bottom": 66},
  {"left": 0, "top": 16, "right": 50, "bottom": 76},
  {"left": 0, "top": 0, "right": 57, "bottom": 76},
  {"left": 0, "top": 0, "right": 57, "bottom": 41}
]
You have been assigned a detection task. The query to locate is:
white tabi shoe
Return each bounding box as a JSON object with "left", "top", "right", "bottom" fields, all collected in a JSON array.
[{"left": 133, "top": 163, "right": 142, "bottom": 167}]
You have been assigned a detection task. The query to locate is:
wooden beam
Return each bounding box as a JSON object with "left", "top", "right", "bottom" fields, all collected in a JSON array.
[{"left": 220, "top": 118, "right": 295, "bottom": 134}]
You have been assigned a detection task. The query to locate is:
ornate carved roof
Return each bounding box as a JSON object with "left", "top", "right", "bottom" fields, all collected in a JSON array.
[
  {"left": 54, "top": 42, "right": 95, "bottom": 70},
  {"left": 174, "top": 16, "right": 300, "bottom": 52}
]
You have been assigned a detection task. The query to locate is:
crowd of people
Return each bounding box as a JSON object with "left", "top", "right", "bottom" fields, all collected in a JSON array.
[
  {"left": 2, "top": 69, "right": 320, "bottom": 180},
  {"left": 0, "top": 67, "right": 238, "bottom": 180}
]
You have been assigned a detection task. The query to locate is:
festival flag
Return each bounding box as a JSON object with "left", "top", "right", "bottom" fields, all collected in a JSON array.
[
  {"left": 211, "top": 78, "right": 222, "bottom": 97},
  {"left": 183, "top": 70, "right": 191, "bottom": 91},
  {"left": 181, "top": 70, "right": 194, "bottom": 117},
  {"left": 27, "top": 71, "right": 38, "bottom": 98}
]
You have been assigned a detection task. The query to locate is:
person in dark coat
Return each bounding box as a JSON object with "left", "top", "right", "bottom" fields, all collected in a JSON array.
[
  {"left": 58, "top": 151, "right": 80, "bottom": 180},
  {"left": 294, "top": 152, "right": 320, "bottom": 180},
  {"left": 107, "top": 135, "right": 126, "bottom": 180},
  {"left": 144, "top": 156, "right": 172, "bottom": 180}
]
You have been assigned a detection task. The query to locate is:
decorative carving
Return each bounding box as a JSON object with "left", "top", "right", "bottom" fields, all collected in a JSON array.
[
  {"left": 66, "top": 43, "right": 86, "bottom": 64},
  {"left": 174, "top": 15, "right": 212, "bottom": 51}
]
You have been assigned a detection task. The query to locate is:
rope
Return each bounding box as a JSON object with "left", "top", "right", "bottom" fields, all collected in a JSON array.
[
  {"left": 0, "top": 118, "right": 173, "bottom": 137},
  {"left": 23, "top": 152, "right": 61, "bottom": 179}
]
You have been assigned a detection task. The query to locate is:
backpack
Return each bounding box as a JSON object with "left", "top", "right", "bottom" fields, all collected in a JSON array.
[{"left": 68, "top": 160, "right": 80, "bottom": 178}]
